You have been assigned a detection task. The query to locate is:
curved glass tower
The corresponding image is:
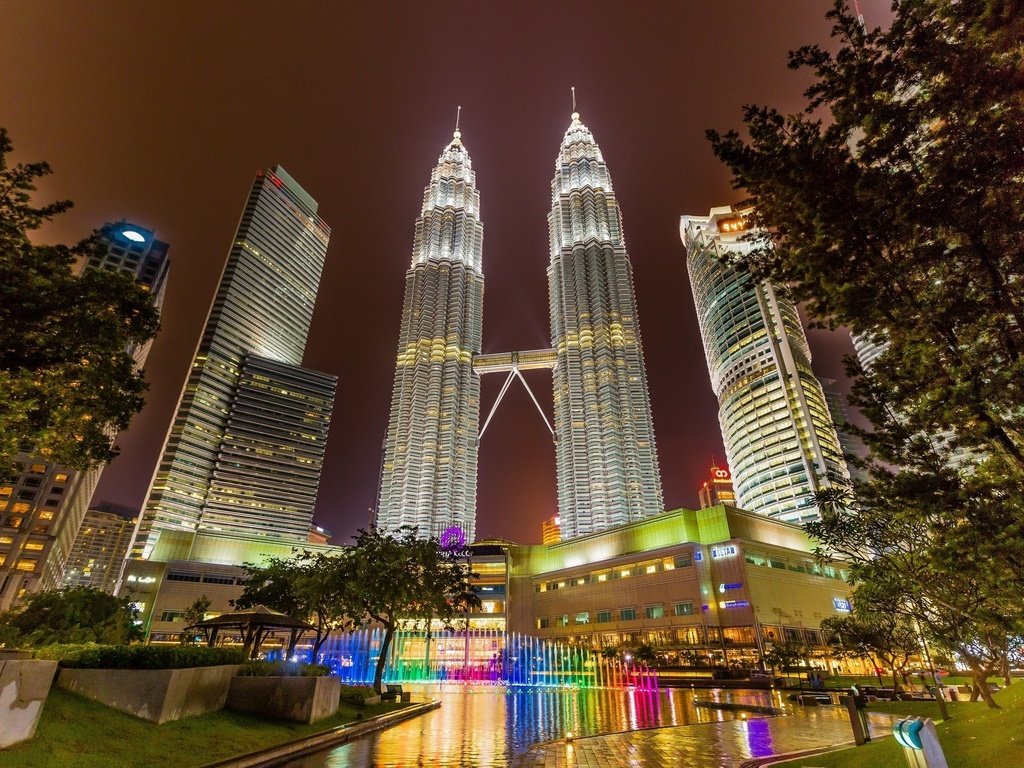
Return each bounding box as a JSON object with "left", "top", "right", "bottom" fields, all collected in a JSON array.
[
  {"left": 376, "top": 129, "right": 484, "bottom": 541},
  {"left": 681, "top": 207, "right": 849, "bottom": 523},
  {"left": 548, "top": 112, "right": 664, "bottom": 539}
]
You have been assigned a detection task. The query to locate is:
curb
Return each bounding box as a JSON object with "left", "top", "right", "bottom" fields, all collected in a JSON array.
[
  {"left": 201, "top": 698, "right": 441, "bottom": 768},
  {"left": 738, "top": 731, "right": 893, "bottom": 767}
]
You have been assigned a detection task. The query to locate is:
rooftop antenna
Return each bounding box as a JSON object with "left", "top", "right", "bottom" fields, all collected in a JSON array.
[
  {"left": 571, "top": 86, "right": 578, "bottom": 118},
  {"left": 453, "top": 105, "right": 462, "bottom": 140}
]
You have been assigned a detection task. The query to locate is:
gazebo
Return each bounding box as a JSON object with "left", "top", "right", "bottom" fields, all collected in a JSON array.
[{"left": 188, "top": 605, "right": 315, "bottom": 659}]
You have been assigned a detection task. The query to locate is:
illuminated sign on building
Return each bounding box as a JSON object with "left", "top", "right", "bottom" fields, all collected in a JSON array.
[
  {"left": 717, "top": 217, "right": 748, "bottom": 234},
  {"left": 711, "top": 544, "right": 737, "bottom": 558},
  {"left": 833, "top": 597, "right": 852, "bottom": 612},
  {"left": 720, "top": 600, "right": 750, "bottom": 609},
  {"left": 694, "top": 551, "right": 703, "bottom": 562},
  {"left": 719, "top": 582, "right": 742, "bottom": 593}
]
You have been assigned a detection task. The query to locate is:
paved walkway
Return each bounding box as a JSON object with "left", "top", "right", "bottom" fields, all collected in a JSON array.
[{"left": 510, "top": 714, "right": 891, "bottom": 768}]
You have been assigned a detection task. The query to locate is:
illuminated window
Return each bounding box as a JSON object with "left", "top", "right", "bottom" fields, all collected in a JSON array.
[
  {"left": 11, "top": 502, "right": 30, "bottom": 514},
  {"left": 15, "top": 560, "right": 36, "bottom": 572},
  {"left": 29, "top": 464, "right": 47, "bottom": 474},
  {"left": 574, "top": 612, "right": 590, "bottom": 625},
  {"left": 537, "top": 617, "right": 550, "bottom": 629},
  {"left": 0, "top": 536, "right": 12, "bottom": 544},
  {"left": 674, "top": 602, "right": 695, "bottom": 616},
  {"left": 645, "top": 564, "right": 658, "bottom": 575},
  {"left": 9, "top": 517, "right": 23, "bottom": 528},
  {"left": 555, "top": 615, "right": 569, "bottom": 628},
  {"left": 23, "top": 542, "right": 44, "bottom": 551},
  {"left": 596, "top": 573, "right": 608, "bottom": 582},
  {"left": 645, "top": 604, "right": 664, "bottom": 620},
  {"left": 38, "top": 511, "right": 53, "bottom": 520}
]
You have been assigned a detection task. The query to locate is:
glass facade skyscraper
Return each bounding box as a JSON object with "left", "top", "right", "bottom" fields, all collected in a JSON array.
[
  {"left": 131, "top": 167, "right": 335, "bottom": 559},
  {"left": 376, "top": 130, "right": 484, "bottom": 541},
  {"left": 681, "top": 206, "right": 850, "bottom": 523},
  {"left": 548, "top": 112, "right": 664, "bottom": 538}
]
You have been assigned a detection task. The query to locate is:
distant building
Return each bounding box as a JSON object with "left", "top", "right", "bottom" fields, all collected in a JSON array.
[
  {"left": 62, "top": 503, "right": 137, "bottom": 592},
  {"left": 308, "top": 524, "right": 332, "bottom": 545},
  {"left": 0, "top": 222, "right": 169, "bottom": 610},
  {"left": 698, "top": 464, "right": 736, "bottom": 509},
  {"left": 681, "top": 207, "right": 850, "bottom": 524},
  {"left": 541, "top": 516, "right": 561, "bottom": 546},
  {"left": 129, "top": 167, "right": 336, "bottom": 563}
]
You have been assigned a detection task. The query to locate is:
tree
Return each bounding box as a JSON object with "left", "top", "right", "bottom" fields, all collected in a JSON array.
[
  {"left": 234, "top": 552, "right": 351, "bottom": 659},
  {"left": 336, "top": 527, "right": 478, "bottom": 694},
  {"left": 707, "top": 0, "right": 1024, "bottom": 708},
  {"left": 0, "top": 586, "right": 143, "bottom": 646},
  {"left": 0, "top": 128, "right": 159, "bottom": 472},
  {"left": 806, "top": 487, "right": 1020, "bottom": 708},
  {"left": 633, "top": 644, "right": 658, "bottom": 666},
  {"left": 179, "top": 595, "right": 211, "bottom": 645},
  {"left": 761, "top": 640, "right": 806, "bottom": 676},
  {"left": 707, "top": 1, "right": 1024, "bottom": 474},
  {"left": 821, "top": 587, "right": 921, "bottom": 688}
]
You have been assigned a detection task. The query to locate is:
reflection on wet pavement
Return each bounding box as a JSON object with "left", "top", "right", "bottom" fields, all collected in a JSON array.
[{"left": 284, "top": 685, "right": 884, "bottom": 767}]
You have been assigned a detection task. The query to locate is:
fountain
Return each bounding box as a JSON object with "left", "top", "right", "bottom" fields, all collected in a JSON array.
[{"left": 315, "top": 628, "right": 659, "bottom": 690}]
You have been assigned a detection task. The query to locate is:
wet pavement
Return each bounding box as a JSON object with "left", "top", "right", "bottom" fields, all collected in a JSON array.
[{"left": 283, "top": 685, "right": 891, "bottom": 767}]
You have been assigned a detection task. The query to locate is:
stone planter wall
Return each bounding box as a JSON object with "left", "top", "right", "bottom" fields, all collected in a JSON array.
[
  {"left": 0, "top": 659, "right": 58, "bottom": 749},
  {"left": 57, "top": 664, "right": 241, "bottom": 724},
  {"left": 226, "top": 675, "right": 341, "bottom": 723}
]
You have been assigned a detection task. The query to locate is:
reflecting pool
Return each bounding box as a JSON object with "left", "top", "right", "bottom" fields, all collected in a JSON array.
[{"left": 285, "top": 685, "right": 872, "bottom": 768}]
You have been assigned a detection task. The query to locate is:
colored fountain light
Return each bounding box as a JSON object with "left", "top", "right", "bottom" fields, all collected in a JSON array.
[{"left": 316, "top": 628, "right": 659, "bottom": 691}]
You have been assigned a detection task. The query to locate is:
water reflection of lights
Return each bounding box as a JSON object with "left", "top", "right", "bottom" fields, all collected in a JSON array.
[{"left": 288, "top": 685, "right": 861, "bottom": 768}]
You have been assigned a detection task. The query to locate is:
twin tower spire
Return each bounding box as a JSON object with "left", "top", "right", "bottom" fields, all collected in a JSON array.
[{"left": 376, "top": 110, "right": 663, "bottom": 543}]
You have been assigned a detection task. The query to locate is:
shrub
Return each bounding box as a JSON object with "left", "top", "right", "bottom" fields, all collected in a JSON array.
[
  {"left": 1, "top": 587, "right": 143, "bottom": 646},
  {"left": 37, "top": 643, "right": 246, "bottom": 669},
  {"left": 238, "top": 660, "right": 330, "bottom": 677},
  {"left": 338, "top": 684, "right": 378, "bottom": 705}
]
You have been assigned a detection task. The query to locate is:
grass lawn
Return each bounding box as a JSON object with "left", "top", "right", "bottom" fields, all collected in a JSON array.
[
  {"left": 775, "top": 680, "right": 1024, "bottom": 768},
  {"left": 825, "top": 673, "right": 1004, "bottom": 689},
  {"left": 2, "top": 688, "right": 408, "bottom": 768}
]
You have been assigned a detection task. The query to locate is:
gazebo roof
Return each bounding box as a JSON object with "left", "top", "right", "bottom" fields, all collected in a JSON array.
[{"left": 189, "top": 604, "right": 315, "bottom": 631}]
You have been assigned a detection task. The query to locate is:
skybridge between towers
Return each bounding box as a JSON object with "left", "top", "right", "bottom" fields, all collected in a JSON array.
[{"left": 474, "top": 349, "right": 557, "bottom": 442}]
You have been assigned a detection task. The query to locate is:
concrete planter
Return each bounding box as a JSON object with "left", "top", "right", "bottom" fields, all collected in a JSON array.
[
  {"left": 226, "top": 675, "right": 341, "bottom": 723},
  {"left": 0, "top": 659, "right": 58, "bottom": 749},
  {"left": 57, "top": 664, "right": 242, "bottom": 724}
]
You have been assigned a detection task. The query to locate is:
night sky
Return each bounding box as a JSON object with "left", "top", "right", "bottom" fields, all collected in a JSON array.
[{"left": 0, "top": 1, "right": 889, "bottom": 545}]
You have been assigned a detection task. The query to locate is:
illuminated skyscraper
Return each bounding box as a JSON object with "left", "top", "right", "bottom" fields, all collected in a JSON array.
[
  {"left": 131, "top": 167, "right": 335, "bottom": 559},
  {"left": 376, "top": 129, "right": 484, "bottom": 541},
  {"left": 681, "top": 206, "right": 850, "bottom": 523},
  {"left": 0, "top": 223, "right": 169, "bottom": 609},
  {"left": 548, "top": 112, "right": 664, "bottom": 539}
]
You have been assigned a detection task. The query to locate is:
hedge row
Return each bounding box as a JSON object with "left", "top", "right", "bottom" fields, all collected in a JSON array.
[{"left": 36, "top": 643, "right": 246, "bottom": 669}]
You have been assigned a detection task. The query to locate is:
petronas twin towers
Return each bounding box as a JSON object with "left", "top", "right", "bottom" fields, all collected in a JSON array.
[{"left": 376, "top": 112, "right": 662, "bottom": 543}]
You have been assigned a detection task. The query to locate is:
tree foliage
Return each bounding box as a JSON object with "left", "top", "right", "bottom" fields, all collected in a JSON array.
[
  {"left": 0, "top": 128, "right": 159, "bottom": 472},
  {"left": 335, "top": 527, "right": 478, "bottom": 694},
  {"left": 821, "top": 585, "right": 922, "bottom": 687},
  {"left": 179, "top": 594, "right": 211, "bottom": 645},
  {"left": 761, "top": 639, "right": 806, "bottom": 674},
  {"left": 233, "top": 552, "right": 351, "bottom": 658},
  {"left": 0, "top": 586, "right": 143, "bottom": 646},
  {"left": 708, "top": 0, "right": 1024, "bottom": 708}
]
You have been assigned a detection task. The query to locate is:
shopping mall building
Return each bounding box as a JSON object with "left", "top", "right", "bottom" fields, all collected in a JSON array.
[{"left": 124, "top": 504, "right": 857, "bottom": 673}]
